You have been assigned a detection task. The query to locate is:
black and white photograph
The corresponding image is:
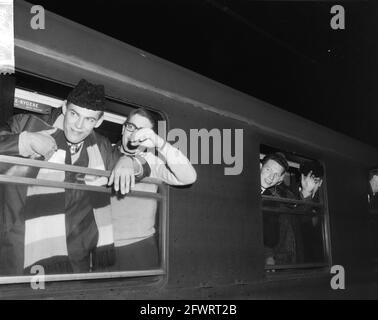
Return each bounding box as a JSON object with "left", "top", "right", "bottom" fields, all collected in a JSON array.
[{"left": 0, "top": 0, "right": 378, "bottom": 302}]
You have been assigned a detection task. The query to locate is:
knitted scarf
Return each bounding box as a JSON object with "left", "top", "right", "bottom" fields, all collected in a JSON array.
[{"left": 10, "top": 115, "right": 115, "bottom": 274}]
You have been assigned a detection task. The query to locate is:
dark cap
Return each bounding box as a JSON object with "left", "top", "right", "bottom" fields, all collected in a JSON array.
[{"left": 67, "top": 79, "right": 105, "bottom": 111}]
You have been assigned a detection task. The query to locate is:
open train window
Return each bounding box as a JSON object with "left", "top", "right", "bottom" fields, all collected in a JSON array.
[
  {"left": 0, "top": 73, "right": 167, "bottom": 284},
  {"left": 260, "top": 145, "right": 330, "bottom": 273}
]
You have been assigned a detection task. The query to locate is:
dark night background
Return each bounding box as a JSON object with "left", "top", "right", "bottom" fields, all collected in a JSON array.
[{"left": 27, "top": 0, "right": 378, "bottom": 149}]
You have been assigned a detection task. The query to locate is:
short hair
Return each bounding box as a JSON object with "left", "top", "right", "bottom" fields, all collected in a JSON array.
[
  {"left": 369, "top": 168, "right": 378, "bottom": 181},
  {"left": 67, "top": 79, "right": 106, "bottom": 112},
  {"left": 261, "top": 152, "right": 289, "bottom": 174},
  {"left": 126, "top": 108, "right": 155, "bottom": 129},
  {"left": 300, "top": 160, "right": 324, "bottom": 179}
]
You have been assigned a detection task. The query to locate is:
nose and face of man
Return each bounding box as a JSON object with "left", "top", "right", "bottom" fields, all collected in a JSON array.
[
  {"left": 62, "top": 102, "right": 104, "bottom": 144},
  {"left": 121, "top": 113, "right": 153, "bottom": 154},
  {"left": 260, "top": 159, "right": 285, "bottom": 189}
]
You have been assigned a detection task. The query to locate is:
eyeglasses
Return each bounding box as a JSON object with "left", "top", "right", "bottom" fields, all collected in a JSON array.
[{"left": 124, "top": 121, "right": 141, "bottom": 133}]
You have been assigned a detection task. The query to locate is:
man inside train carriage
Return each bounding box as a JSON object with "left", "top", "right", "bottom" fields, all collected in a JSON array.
[
  {"left": 0, "top": 79, "right": 149, "bottom": 275},
  {"left": 109, "top": 108, "right": 197, "bottom": 270},
  {"left": 294, "top": 160, "right": 325, "bottom": 263},
  {"left": 368, "top": 168, "right": 378, "bottom": 212}
]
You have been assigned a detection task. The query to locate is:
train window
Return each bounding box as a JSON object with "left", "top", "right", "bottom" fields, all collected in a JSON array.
[
  {"left": 0, "top": 74, "right": 167, "bottom": 284},
  {"left": 260, "top": 145, "right": 330, "bottom": 272}
]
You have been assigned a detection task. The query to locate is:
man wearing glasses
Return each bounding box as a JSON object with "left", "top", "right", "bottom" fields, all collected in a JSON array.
[{"left": 110, "top": 108, "right": 197, "bottom": 270}]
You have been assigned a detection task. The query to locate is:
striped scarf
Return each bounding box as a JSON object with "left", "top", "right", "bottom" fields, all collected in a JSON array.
[{"left": 12, "top": 115, "right": 115, "bottom": 273}]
